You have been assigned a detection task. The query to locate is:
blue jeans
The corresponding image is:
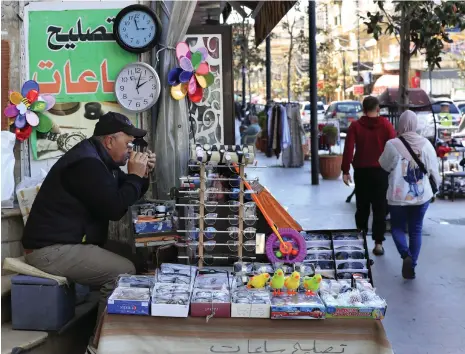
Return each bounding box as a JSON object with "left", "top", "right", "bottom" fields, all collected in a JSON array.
[{"left": 389, "top": 202, "right": 430, "bottom": 267}]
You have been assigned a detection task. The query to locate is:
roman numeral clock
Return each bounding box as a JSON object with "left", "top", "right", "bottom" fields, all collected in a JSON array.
[{"left": 113, "top": 4, "right": 162, "bottom": 113}]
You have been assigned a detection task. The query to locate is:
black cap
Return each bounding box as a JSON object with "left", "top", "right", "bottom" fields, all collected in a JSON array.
[{"left": 93, "top": 112, "right": 147, "bottom": 138}]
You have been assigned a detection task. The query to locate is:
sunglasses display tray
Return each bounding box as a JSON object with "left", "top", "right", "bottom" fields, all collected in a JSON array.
[
  {"left": 107, "top": 287, "right": 151, "bottom": 316},
  {"left": 130, "top": 200, "right": 176, "bottom": 236},
  {"left": 319, "top": 278, "right": 387, "bottom": 320}
]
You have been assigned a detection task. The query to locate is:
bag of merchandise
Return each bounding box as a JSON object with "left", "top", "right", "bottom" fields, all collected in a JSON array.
[{"left": 16, "top": 169, "right": 48, "bottom": 224}]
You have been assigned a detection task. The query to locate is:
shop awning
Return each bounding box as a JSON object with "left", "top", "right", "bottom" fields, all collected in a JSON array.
[
  {"left": 190, "top": 1, "right": 297, "bottom": 46},
  {"left": 247, "top": 1, "right": 297, "bottom": 46},
  {"left": 372, "top": 74, "right": 399, "bottom": 95}
]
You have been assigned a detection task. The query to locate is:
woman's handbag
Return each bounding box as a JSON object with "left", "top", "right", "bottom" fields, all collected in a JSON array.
[{"left": 398, "top": 136, "right": 438, "bottom": 195}]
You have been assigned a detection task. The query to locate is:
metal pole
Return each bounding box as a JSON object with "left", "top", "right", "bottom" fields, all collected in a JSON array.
[
  {"left": 342, "top": 51, "right": 346, "bottom": 100},
  {"left": 266, "top": 35, "right": 272, "bottom": 103},
  {"left": 309, "top": 2, "right": 319, "bottom": 185},
  {"left": 429, "top": 69, "right": 432, "bottom": 96},
  {"left": 356, "top": 0, "right": 361, "bottom": 85},
  {"left": 241, "top": 18, "right": 246, "bottom": 114}
]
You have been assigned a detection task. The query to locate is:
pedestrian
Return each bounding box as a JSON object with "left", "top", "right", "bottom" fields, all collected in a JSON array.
[
  {"left": 342, "top": 96, "right": 396, "bottom": 256},
  {"left": 234, "top": 101, "right": 243, "bottom": 146},
  {"left": 379, "top": 110, "right": 440, "bottom": 279}
]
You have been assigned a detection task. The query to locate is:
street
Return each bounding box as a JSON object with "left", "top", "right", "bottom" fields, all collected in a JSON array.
[{"left": 248, "top": 152, "right": 465, "bottom": 354}]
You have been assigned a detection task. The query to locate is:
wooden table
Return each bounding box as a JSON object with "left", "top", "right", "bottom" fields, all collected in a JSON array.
[{"left": 98, "top": 315, "right": 393, "bottom": 354}]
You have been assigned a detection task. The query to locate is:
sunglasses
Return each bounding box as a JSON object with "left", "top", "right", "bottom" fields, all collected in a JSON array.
[
  {"left": 302, "top": 233, "right": 331, "bottom": 241},
  {"left": 304, "top": 261, "right": 334, "bottom": 270},
  {"left": 337, "top": 262, "right": 365, "bottom": 270},
  {"left": 335, "top": 251, "right": 365, "bottom": 260},
  {"left": 337, "top": 272, "right": 368, "bottom": 280},
  {"left": 307, "top": 246, "right": 331, "bottom": 251},
  {"left": 333, "top": 234, "right": 361, "bottom": 241},
  {"left": 244, "top": 227, "right": 256, "bottom": 240},
  {"left": 227, "top": 226, "right": 239, "bottom": 240},
  {"left": 304, "top": 253, "right": 332, "bottom": 261},
  {"left": 335, "top": 245, "right": 363, "bottom": 251},
  {"left": 204, "top": 227, "right": 216, "bottom": 240}
]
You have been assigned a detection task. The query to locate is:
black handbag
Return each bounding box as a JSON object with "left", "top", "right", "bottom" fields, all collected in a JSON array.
[{"left": 398, "top": 136, "right": 438, "bottom": 195}]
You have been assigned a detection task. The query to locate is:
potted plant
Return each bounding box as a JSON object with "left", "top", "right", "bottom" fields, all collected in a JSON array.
[
  {"left": 257, "top": 111, "right": 268, "bottom": 152},
  {"left": 319, "top": 124, "right": 343, "bottom": 180}
]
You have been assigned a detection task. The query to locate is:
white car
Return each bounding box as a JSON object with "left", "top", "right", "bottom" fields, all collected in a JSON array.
[{"left": 300, "top": 101, "right": 326, "bottom": 130}]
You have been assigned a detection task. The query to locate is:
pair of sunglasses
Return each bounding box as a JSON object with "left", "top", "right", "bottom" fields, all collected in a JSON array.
[
  {"left": 335, "top": 251, "right": 365, "bottom": 260},
  {"left": 337, "top": 262, "right": 365, "bottom": 270}
]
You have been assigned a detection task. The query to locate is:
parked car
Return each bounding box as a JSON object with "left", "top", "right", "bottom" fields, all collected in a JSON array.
[
  {"left": 300, "top": 101, "right": 326, "bottom": 131},
  {"left": 324, "top": 101, "right": 363, "bottom": 132},
  {"left": 455, "top": 101, "right": 465, "bottom": 116}
]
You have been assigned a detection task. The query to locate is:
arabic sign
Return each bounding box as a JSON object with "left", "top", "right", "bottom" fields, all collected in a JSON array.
[{"left": 28, "top": 7, "right": 137, "bottom": 103}]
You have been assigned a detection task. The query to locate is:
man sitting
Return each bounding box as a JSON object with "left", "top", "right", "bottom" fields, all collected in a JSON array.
[
  {"left": 22, "top": 112, "right": 155, "bottom": 353},
  {"left": 241, "top": 115, "right": 261, "bottom": 144}
]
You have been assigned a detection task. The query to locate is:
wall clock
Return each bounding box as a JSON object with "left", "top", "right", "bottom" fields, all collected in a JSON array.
[
  {"left": 113, "top": 4, "right": 161, "bottom": 54},
  {"left": 115, "top": 62, "right": 161, "bottom": 113}
]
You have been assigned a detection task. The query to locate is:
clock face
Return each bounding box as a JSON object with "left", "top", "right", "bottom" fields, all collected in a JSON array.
[
  {"left": 115, "top": 63, "right": 160, "bottom": 113},
  {"left": 117, "top": 10, "right": 156, "bottom": 49}
]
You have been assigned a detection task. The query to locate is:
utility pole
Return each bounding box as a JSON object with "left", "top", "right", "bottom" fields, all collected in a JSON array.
[
  {"left": 241, "top": 17, "right": 246, "bottom": 115},
  {"left": 309, "top": 1, "right": 319, "bottom": 185},
  {"left": 342, "top": 51, "right": 346, "bottom": 100},
  {"left": 266, "top": 35, "right": 271, "bottom": 103}
]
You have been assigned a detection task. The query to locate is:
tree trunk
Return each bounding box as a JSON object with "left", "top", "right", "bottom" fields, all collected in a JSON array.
[
  {"left": 248, "top": 72, "right": 252, "bottom": 103},
  {"left": 398, "top": 4, "right": 411, "bottom": 113},
  {"left": 287, "top": 34, "right": 293, "bottom": 102}
]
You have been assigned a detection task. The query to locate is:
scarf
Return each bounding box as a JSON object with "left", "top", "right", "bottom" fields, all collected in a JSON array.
[{"left": 391, "top": 110, "right": 427, "bottom": 161}]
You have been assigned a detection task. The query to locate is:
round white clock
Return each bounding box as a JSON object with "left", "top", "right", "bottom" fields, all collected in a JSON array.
[{"left": 115, "top": 62, "right": 160, "bottom": 113}]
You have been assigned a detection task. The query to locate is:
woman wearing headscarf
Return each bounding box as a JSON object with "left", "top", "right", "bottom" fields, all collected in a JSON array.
[{"left": 379, "top": 110, "right": 440, "bottom": 279}]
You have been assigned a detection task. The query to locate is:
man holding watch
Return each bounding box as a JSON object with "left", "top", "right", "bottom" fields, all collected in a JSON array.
[{"left": 22, "top": 112, "right": 155, "bottom": 344}]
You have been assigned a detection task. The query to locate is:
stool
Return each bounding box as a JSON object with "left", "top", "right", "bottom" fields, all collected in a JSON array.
[{"left": 11, "top": 275, "right": 75, "bottom": 331}]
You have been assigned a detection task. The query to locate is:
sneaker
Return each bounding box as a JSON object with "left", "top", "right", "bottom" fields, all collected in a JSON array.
[
  {"left": 402, "top": 256, "right": 415, "bottom": 279},
  {"left": 373, "top": 243, "right": 384, "bottom": 256},
  {"left": 86, "top": 344, "right": 97, "bottom": 354}
]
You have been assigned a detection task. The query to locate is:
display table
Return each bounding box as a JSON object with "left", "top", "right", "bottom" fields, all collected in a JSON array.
[{"left": 98, "top": 315, "right": 393, "bottom": 354}]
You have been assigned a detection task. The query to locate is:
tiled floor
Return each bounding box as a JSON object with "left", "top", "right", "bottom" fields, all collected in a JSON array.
[{"left": 248, "top": 152, "right": 465, "bottom": 354}]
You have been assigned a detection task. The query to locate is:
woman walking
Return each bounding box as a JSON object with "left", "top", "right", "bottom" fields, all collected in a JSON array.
[{"left": 379, "top": 110, "right": 440, "bottom": 279}]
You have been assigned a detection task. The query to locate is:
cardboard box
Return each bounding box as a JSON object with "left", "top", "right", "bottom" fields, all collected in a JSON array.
[
  {"left": 270, "top": 293, "right": 326, "bottom": 319},
  {"left": 190, "top": 302, "right": 231, "bottom": 318},
  {"left": 231, "top": 302, "right": 270, "bottom": 318},
  {"left": 151, "top": 284, "right": 191, "bottom": 318},
  {"left": 107, "top": 288, "right": 150, "bottom": 316},
  {"left": 324, "top": 305, "right": 387, "bottom": 320}
]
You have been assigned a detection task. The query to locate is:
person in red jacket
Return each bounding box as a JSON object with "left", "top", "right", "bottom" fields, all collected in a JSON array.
[{"left": 341, "top": 96, "right": 396, "bottom": 256}]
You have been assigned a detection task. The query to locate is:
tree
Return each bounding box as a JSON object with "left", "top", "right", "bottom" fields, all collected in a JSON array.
[
  {"left": 281, "top": 2, "right": 305, "bottom": 101},
  {"left": 232, "top": 21, "right": 265, "bottom": 102},
  {"left": 364, "top": 1, "right": 465, "bottom": 110},
  {"left": 316, "top": 35, "right": 340, "bottom": 101}
]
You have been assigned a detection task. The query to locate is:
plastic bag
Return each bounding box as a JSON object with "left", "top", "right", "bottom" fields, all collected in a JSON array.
[
  {"left": 16, "top": 169, "right": 47, "bottom": 223},
  {"left": 1, "top": 131, "right": 16, "bottom": 208}
]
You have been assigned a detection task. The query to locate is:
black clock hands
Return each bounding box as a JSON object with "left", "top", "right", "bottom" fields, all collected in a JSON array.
[
  {"left": 136, "top": 73, "right": 142, "bottom": 94},
  {"left": 134, "top": 19, "right": 140, "bottom": 30}
]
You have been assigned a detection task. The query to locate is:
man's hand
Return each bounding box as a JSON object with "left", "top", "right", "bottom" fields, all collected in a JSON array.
[
  {"left": 145, "top": 150, "right": 156, "bottom": 177},
  {"left": 343, "top": 173, "right": 352, "bottom": 186},
  {"left": 128, "top": 151, "right": 148, "bottom": 178}
]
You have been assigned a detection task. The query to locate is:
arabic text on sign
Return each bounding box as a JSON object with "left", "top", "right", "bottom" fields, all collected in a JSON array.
[
  {"left": 47, "top": 17, "right": 115, "bottom": 51},
  {"left": 32, "top": 59, "right": 115, "bottom": 95}
]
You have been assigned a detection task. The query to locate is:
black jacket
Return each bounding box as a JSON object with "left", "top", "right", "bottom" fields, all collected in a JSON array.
[{"left": 22, "top": 137, "right": 149, "bottom": 249}]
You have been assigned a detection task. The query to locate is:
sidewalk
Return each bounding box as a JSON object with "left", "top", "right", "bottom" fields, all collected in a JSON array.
[{"left": 248, "top": 152, "right": 465, "bottom": 354}]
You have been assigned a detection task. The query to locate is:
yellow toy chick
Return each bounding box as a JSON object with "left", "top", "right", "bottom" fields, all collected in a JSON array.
[
  {"left": 269, "top": 269, "right": 285, "bottom": 296},
  {"left": 247, "top": 273, "right": 270, "bottom": 289},
  {"left": 284, "top": 271, "right": 301, "bottom": 295},
  {"left": 303, "top": 274, "right": 322, "bottom": 296}
]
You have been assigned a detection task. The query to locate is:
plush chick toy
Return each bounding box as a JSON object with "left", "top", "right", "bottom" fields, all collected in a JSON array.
[
  {"left": 269, "top": 269, "right": 285, "bottom": 296},
  {"left": 284, "top": 271, "right": 300, "bottom": 295},
  {"left": 303, "top": 274, "right": 322, "bottom": 296},
  {"left": 247, "top": 273, "right": 270, "bottom": 289}
]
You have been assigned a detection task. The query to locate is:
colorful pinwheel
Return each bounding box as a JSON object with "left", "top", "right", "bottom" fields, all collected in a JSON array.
[
  {"left": 168, "top": 42, "right": 214, "bottom": 103},
  {"left": 4, "top": 80, "right": 56, "bottom": 141}
]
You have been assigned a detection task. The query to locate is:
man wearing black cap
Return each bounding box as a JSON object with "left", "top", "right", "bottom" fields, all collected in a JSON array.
[{"left": 22, "top": 112, "right": 155, "bottom": 346}]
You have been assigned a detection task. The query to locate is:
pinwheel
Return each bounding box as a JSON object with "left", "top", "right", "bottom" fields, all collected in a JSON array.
[
  {"left": 168, "top": 42, "right": 215, "bottom": 103},
  {"left": 3, "top": 80, "right": 56, "bottom": 141}
]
